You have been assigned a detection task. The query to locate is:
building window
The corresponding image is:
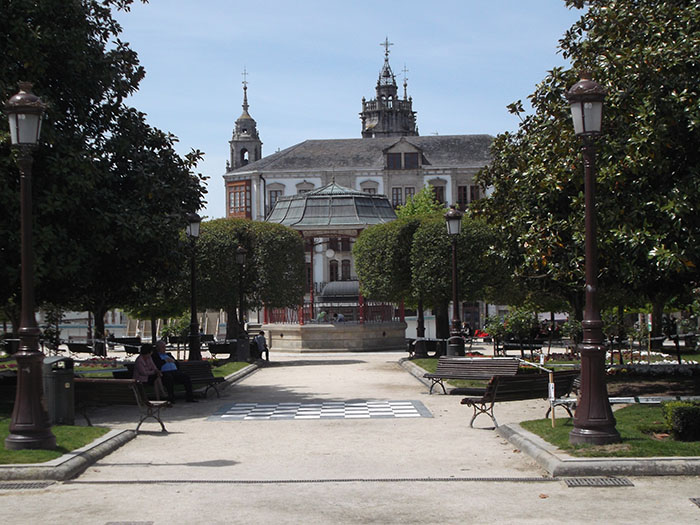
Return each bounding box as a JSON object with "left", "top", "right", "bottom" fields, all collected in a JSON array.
[
  {"left": 329, "top": 260, "right": 339, "bottom": 282},
  {"left": 269, "top": 190, "right": 282, "bottom": 210},
  {"left": 328, "top": 238, "right": 339, "bottom": 251},
  {"left": 387, "top": 153, "right": 402, "bottom": 170},
  {"left": 340, "top": 238, "right": 351, "bottom": 252},
  {"left": 364, "top": 187, "right": 377, "bottom": 194},
  {"left": 470, "top": 185, "right": 480, "bottom": 202},
  {"left": 431, "top": 185, "right": 445, "bottom": 204},
  {"left": 404, "top": 152, "right": 419, "bottom": 169},
  {"left": 404, "top": 187, "right": 415, "bottom": 202},
  {"left": 296, "top": 181, "right": 314, "bottom": 194},
  {"left": 391, "top": 187, "right": 403, "bottom": 207},
  {"left": 458, "top": 185, "right": 469, "bottom": 209},
  {"left": 341, "top": 260, "right": 351, "bottom": 281},
  {"left": 228, "top": 180, "right": 251, "bottom": 218}
]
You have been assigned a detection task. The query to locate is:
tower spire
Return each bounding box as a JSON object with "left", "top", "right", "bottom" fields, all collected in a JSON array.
[
  {"left": 402, "top": 64, "right": 409, "bottom": 100},
  {"left": 241, "top": 67, "right": 249, "bottom": 113},
  {"left": 378, "top": 37, "right": 396, "bottom": 86},
  {"left": 360, "top": 39, "right": 418, "bottom": 138}
]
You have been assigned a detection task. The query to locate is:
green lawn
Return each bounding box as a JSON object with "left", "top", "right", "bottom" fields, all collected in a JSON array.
[
  {"left": 0, "top": 414, "right": 109, "bottom": 464},
  {"left": 521, "top": 405, "right": 700, "bottom": 457},
  {"left": 211, "top": 361, "right": 250, "bottom": 377}
]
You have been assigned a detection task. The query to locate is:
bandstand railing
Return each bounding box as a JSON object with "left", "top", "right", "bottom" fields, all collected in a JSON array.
[{"left": 266, "top": 302, "right": 400, "bottom": 325}]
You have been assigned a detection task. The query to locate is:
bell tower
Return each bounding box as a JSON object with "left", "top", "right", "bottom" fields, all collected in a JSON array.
[
  {"left": 360, "top": 38, "right": 418, "bottom": 138},
  {"left": 228, "top": 68, "right": 262, "bottom": 170}
]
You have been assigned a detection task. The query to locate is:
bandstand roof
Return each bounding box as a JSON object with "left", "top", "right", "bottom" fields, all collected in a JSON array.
[{"left": 266, "top": 181, "right": 396, "bottom": 236}]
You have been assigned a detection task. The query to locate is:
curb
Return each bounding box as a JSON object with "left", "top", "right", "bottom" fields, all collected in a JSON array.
[
  {"left": 398, "top": 357, "right": 432, "bottom": 389},
  {"left": 0, "top": 429, "right": 135, "bottom": 481},
  {"left": 223, "top": 362, "right": 259, "bottom": 386},
  {"left": 497, "top": 423, "right": 700, "bottom": 477}
]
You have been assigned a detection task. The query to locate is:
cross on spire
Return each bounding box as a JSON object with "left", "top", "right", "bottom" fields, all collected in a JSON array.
[
  {"left": 380, "top": 36, "right": 393, "bottom": 57},
  {"left": 241, "top": 67, "right": 249, "bottom": 112},
  {"left": 402, "top": 64, "right": 409, "bottom": 99}
]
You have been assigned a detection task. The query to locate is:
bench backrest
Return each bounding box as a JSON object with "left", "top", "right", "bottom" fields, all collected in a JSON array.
[
  {"left": 487, "top": 370, "right": 580, "bottom": 402},
  {"left": 67, "top": 343, "right": 94, "bottom": 354},
  {"left": 74, "top": 377, "right": 136, "bottom": 405},
  {"left": 434, "top": 357, "right": 520, "bottom": 379},
  {"left": 178, "top": 361, "right": 215, "bottom": 380},
  {"left": 131, "top": 382, "right": 156, "bottom": 408}
]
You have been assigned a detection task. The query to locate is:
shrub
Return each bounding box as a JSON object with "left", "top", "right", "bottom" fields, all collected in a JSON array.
[
  {"left": 662, "top": 401, "right": 700, "bottom": 442},
  {"left": 671, "top": 406, "right": 700, "bottom": 441}
]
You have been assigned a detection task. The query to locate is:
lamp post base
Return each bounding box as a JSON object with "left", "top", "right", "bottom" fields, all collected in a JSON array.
[
  {"left": 569, "top": 341, "right": 621, "bottom": 446},
  {"left": 5, "top": 351, "right": 56, "bottom": 450},
  {"left": 569, "top": 426, "right": 621, "bottom": 445}
]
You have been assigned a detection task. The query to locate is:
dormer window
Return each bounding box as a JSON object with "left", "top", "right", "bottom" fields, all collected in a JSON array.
[
  {"left": 404, "top": 152, "right": 419, "bottom": 169},
  {"left": 385, "top": 151, "right": 421, "bottom": 170},
  {"left": 387, "top": 153, "right": 402, "bottom": 170}
]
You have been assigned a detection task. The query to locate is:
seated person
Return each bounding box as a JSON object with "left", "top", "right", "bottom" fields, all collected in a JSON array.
[
  {"left": 133, "top": 345, "right": 166, "bottom": 400},
  {"left": 151, "top": 340, "right": 197, "bottom": 403},
  {"left": 253, "top": 331, "right": 269, "bottom": 361}
]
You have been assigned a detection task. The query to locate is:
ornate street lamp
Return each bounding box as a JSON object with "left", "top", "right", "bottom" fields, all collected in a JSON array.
[
  {"left": 4, "top": 82, "right": 56, "bottom": 450},
  {"left": 445, "top": 205, "right": 465, "bottom": 357},
  {"left": 236, "top": 245, "right": 247, "bottom": 334},
  {"left": 186, "top": 212, "right": 202, "bottom": 361},
  {"left": 566, "top": 73, "right": 620, "bottom": 445}
]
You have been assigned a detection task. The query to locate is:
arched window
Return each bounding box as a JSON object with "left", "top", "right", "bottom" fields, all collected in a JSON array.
[
  {"left": 240, "top": 148, "right": 249, "bottom": 166},
  {"left": 341, "top": 260, "right": 351, "bottom": 281},
  {"left": 329, "top": 260, "right": 339, "bottom": 282}
]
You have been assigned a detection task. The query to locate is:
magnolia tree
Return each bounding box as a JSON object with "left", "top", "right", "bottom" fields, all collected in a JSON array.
[{"left": 475, "top": 0, "right": 700, "bottom": 338}]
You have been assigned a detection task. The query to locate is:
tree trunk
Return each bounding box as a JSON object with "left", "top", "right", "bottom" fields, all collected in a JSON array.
[
  {"left": 651, "top": 299, "right": 665, "bottom": 350},
  {"left": 225, "top": 307, "right": 239, "bottom": 340},
  {"left": 150, "top": 317, "right": 158, "bottom": 344},
  {"left": 435, "top": 302, "right": 449, "bottom": 340},
  {"left": 92, "top": 306, "right": 107, "bottom": 356},
  {"left": 416, "top": 297, "right": 425, "bottom": 338}
]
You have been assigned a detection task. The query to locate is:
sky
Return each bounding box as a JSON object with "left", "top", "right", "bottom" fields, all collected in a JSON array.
[{"left": 113, "top": 1, "right": 584, "bottom": 219}]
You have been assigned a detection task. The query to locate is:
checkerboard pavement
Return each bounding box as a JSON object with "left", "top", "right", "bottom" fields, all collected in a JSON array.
[{"left": 209, "top": 400, "right": 432, "bottom": 421}]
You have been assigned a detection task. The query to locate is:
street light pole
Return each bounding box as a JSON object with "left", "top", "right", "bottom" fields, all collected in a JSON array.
[
  {"left": 445, "top": 205, "right": 465, "bottom": 357},
  {"left": 566, "top": 74, "right": 620, "bottom": 445},
  {"left": 186, "top": 213, "right": 202, "bottom": 361},
  {"left": 4, "top": 82, "right": 56, "bottom": 450},
  {"left": 236, "top": 245, "right": 248, "bottom": 335}
]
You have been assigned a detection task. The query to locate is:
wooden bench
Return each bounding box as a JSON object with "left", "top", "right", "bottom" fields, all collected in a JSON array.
[
  {"left": 74, "top": 377, "right": 171, "bottom": 431},
  {"left": 131, "top": 382, "right": 172, "bottom": 432},
  {"left": 67, "top": 342, "right": 95, "bottom": 357},
  {"left": 423, "top": 357, "right": 520, "bottom": 394},
  {"left": 178, "top": 361, "right": 225, "bottom": 397},
  {"left": 499, "top": 342, "right": 543, "bottom": 358},
  {"left": 460, "top": 370, "right": 580, "bottom": 428}
]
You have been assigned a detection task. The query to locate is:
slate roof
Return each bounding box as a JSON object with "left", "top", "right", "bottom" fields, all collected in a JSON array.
[
  {"left": 229, "top": 135, "right": 492, "bottom": 173},
  {"left": 266, "top": 182, "right": 397, "bottom": 231}
]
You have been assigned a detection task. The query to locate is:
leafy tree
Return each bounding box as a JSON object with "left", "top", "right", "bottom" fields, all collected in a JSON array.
[
  {"left": 0, "top": 0, "right": 207, "bottom": 341},
  {"left": 196, "top": 218, "right": 304, "bottom": 339},
  {"left": 354, "top": 218, "right": 420, "bottom": 303},
  {"left": 355, "top": 210, "right": 503, "bottom": 339},
  {"left": 249, "top": 221, "right": 305, "bottom": 309},
  {"left": 476, "top": 0, "right": 700, "bottom": 339},
  {"left": 395, "top": 186, "right": 443, "bottom": 219},
  {"left": 196, "top": 219, "right": 250, "bottom": 339}
]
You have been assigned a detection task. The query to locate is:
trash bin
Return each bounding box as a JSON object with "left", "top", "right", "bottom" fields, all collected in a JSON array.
[
  {"left": 43, "top": 356, "right": 74, "bottom": 425},
  {"left": 446, "top": 335, "right": 465, "bottom": 357}
]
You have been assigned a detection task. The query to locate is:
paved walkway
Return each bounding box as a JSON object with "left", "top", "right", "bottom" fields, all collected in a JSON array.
[{"left": 2, "top": 351, "right": 699, "bottom": 524}]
